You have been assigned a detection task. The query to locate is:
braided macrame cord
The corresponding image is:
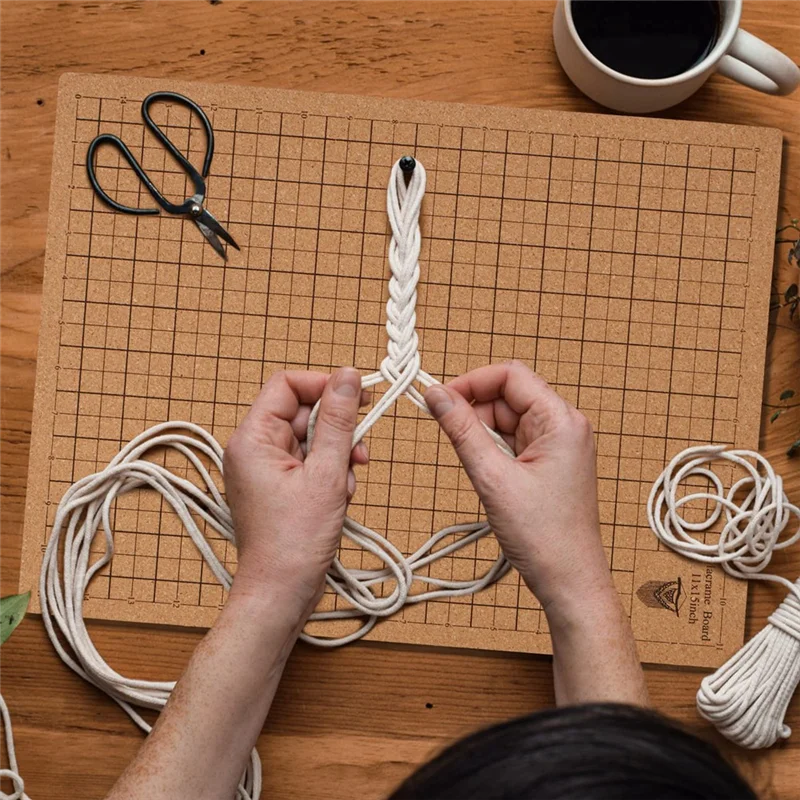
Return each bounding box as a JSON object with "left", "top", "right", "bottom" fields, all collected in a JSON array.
[
  {"left": 648, "top": 445, "right": 800, "bottom": 749},
  {"left": 305, "top": 159, "right": 513, "bottom": 642},
  {"left": 26, "top": 158, "right": 514, "bottom": 799}
]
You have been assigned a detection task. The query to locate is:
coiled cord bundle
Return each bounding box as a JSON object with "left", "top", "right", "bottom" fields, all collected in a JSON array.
[{"left": 648, "top": 445, "right": 800, "bottom": 748}]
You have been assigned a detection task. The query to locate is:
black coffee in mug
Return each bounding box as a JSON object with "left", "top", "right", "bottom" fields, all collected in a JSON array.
[{"left": 571, "top": 0, "right": 722, "bottom": 80}]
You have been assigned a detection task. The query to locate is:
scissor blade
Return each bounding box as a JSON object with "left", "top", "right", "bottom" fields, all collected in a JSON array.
[
  {"left": 198, "top": 208, "right": 240, "bottom": 251},
  {"left": 194, "top": 218, "right": 228, "bottom": 261}
]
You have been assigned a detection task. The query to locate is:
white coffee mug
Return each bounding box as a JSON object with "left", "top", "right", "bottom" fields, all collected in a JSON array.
[{"left": 553, "top": 0, "right": 800, "bottom": 113}]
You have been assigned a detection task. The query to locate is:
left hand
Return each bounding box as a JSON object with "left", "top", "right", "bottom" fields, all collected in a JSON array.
[{"left": 223, "top": 368, "right": 368, "bottom": 618}]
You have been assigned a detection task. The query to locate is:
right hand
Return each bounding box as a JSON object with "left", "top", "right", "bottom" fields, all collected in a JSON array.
[{"left": 424, "top": 361, "right": 614, "bottom": 612}]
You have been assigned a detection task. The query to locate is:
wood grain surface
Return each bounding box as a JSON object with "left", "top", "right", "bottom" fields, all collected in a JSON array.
[{"left": 1, "top": 2, "right": 799, "bottom": 798}]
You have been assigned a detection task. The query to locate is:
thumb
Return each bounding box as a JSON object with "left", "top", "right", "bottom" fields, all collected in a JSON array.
[
  {"left": 425, "top": 384, "right": 506, "bottom": 491},
  {"left": 307, "top": 367, "right": 361, "bottom": 474}
]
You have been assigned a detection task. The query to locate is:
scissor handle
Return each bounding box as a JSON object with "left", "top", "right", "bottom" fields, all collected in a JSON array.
[
  {"left": 87, "top": 134, "right": 164, "bottom": 215},
  {"left": 85, "top": 91, "right": 214, "bottom": 216},
  {"left": 141, "top": 91, "right": 214, "bottom": 183}
]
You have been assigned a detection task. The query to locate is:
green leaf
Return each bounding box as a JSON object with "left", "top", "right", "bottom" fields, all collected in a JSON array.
[
  {"left": 788, "top": 439, "right": 800, "bottom": 458},
  {"left": 780, "top": 389, "right": 796, "bottom": 401},
  {"left": 770, "top": 410, "right": 782, "bottom": 423},
  {"left": 0, "top": 592, "right": 30, "bottom": 645},
  {"left": 786, "top": 283, "right": 799, "bottom": 301}
]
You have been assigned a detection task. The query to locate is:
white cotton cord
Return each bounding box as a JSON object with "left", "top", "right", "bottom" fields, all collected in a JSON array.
[
  {"left": 39, "top": 422, "right": 261, "bottom": 800},
  {"left": 35, "top": 158, "right": 513, "bottom": 797},
  {"left": 0, "top": 694, "right": 29, "bottom": 800},
  {"left": 306, "top": 158, "right": 514, "bottom": 646},
  {"left": 648, "top": 445, "right": 800, "bottom": 748}
]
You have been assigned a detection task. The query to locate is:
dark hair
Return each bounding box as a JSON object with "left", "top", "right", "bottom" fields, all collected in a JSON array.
[{"left": 389, "top": 703, "right": 756, "bottom": 800}]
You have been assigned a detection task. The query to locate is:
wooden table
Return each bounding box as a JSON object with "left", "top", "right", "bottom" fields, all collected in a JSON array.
[{"left": 2, "top": 2, "right": 799, "bottom": 797}]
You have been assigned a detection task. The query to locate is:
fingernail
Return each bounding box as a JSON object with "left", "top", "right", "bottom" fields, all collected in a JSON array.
[
  {"left": 333, "top": 367, "right": 359, "bottom": 397},
  {"left": 355, "top": 442, "right": 368, "bottom": 461},
  {"left": 347, "top": 470, "right": 357, "bottom": 497},
  {"left": 426, "top": 385, "right": 453, "bottom": 418}
]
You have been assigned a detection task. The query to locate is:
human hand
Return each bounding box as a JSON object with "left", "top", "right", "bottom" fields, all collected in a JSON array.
[
  {"left": 223, "top": 368, "right": 368, "bottom": 619},
  {"left": 424, "top": 362, "right": 614, "bottom": 614}
]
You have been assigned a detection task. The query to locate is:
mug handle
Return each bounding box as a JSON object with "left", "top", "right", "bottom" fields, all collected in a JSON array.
[{"left": 717, "top": 29, "right": 800, "bottom": 95}]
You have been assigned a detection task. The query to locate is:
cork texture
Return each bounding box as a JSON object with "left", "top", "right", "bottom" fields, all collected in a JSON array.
[{"left": 20, "top": 73, "right": 782, "bottom": 667}]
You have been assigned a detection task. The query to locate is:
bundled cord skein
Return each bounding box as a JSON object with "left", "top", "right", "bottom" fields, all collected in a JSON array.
[{"left": 648, "top": 445, "right": 800, "bottom": 748}]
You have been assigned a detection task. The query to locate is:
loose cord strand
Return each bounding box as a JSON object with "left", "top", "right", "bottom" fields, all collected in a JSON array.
[
  {"left": 0, "top": 694, "right": 29, "bottom": 800},
  {"left": 34, "top": 159, "right": 513, "bottom": 798},
  {"left": 648, "top": 445, "right": 800, "bottom": 748}
]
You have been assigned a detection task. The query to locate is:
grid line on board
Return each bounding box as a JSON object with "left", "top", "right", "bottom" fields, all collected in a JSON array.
[{"left": 27, "top": 83, "right": 775, "bottom": 667}]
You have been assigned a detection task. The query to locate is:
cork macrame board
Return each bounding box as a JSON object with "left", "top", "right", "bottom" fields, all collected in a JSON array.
[{"left": 20, "top": 73, "right": 781, "bottom": 668}]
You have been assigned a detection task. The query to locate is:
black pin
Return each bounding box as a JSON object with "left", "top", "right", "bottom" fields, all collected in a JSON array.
[{"left": 399, "top": 155, "right": 416, "bottom": 173}]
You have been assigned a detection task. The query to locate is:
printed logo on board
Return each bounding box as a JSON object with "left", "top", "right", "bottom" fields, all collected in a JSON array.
[{"left": 636, "top": 577, "right": 685, "bottom": 616}]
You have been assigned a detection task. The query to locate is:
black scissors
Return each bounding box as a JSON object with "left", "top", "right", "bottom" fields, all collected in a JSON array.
[{"left": 86, "top": 91, "right": 239, "bottom": 261}]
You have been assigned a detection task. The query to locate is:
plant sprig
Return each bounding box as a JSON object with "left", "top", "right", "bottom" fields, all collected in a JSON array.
[
  {"left": 774, "top": 219, "right": 800, "bottom": 318},
  {"left": 771, "top": 218, "right": 800, "bottom": 454},
  {"left": 0, "top": 592, "right": 30, "bottom": 645}
]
